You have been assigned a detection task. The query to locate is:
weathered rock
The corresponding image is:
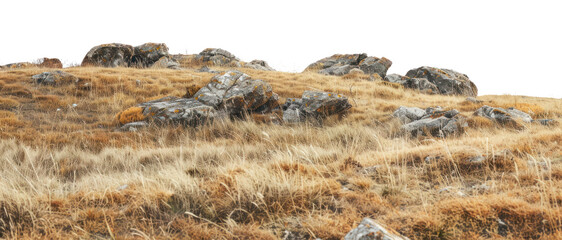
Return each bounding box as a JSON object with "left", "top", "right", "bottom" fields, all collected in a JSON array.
[
  {"left": 384, "top": 74, "right": 439, "bottom": 94},
  {"left": 305, "top": 53, "right": 392, "bottom": 77},
  {"left": 132, "top": 43, "right": 170, "bottom": 67},
  {"left": 505, "top": 108, "right": 532, "bottom": 123},
  {"left": 406, "top": 66, "right": 478, "bottom": 96},
  {"left": 38, "top": 58, "right": 63, "bottom": 68},
  {"left": 402, "top": 115, "right": 465, "bottom": 137},
  {"left": 305, "top": 54, "right": 367, "bottom": 71},
  {"left": 193, "top": 71, "right": 278, "bottom": 115},
  {"left": 465, "top": 97, "right": 483, "bottom": 104},
  {"left": 395, "top": 106, "right": 465, "bottom": 137},
  {"left": 81, "top": 43, "right": 134, "bottom": 67},
  {"left": 384, "top": 74, "right": 407, "bottom": 83},
  {"left": 402, "top": 77, "right": 439, "bottom": 94},
  {"left": 474, "top": 105, "right": 532, "bottom": 126},
  {"left": 393, "top": 106, "right": 426, "bottom": 123},
  {"left": 195, "top": 48, "right": 241, "bottom": 67},
  {"left": 344, "top": 218, "right": 409, "bottom": 240},
  {"left": 119, "top": 121, "right": 148, "bottom": 132},
  {"left": 359, "top": 57, "right": 392, "bottom": 78},
  {"left": 318, "top": 64, "right": 355, "bottom": 76},
  {"left": 138, "top": 96, "right": 217, "bottom": 126},
  {"left": 533, "top": 119, "right": 559, "bottom": 126},
  {"left": 31, "top": 71, "right": 78, "bottom": 85},
  {"left": 150, "top": 56, "right": 180, "bottom": 69},
  {"left": 282, "top": 91, "right": 352, "bottom": 123},
  {"left": 244, "top": 60, "right": 275, "bottom": 71}
]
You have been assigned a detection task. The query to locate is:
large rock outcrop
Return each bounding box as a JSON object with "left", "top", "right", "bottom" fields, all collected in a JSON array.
[
  {"left": 132, "top": 43, "right": 170, "bottom": 68},
  {"left": 282, "top": 91, "right": 352, "bottom": 123},
  {"left": 81, "top": 43, "right": 135, "bottom": 67},
  {"left": 404, "top": 67, "right": 478, "bottom": 96},
  {"left": 81, "top": 43, "right": 179, "bottom": 69},
  {"left": 344, "top": 218, "right": 409, "bottom": 240},
  {"left": 195, "top": 48, "right": 241, "bottom": 67},
  {"left": 305, "top": 53, "right": 392, "bottom": 77},
  {"left": 193, "top": 71, "right": 279, "bottom": 115},
  {"left": 394, "top": 106, "right": 466, "bottom": 137},
  {"left": 31, "top": 71, "right": 78, "bottom": 85},
  {"left": 117, "top": 71, "right": 281, "bottom": 128}
]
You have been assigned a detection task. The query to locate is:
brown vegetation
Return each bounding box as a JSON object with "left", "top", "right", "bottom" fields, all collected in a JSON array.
[{"left": 0, "top": 66, "right": 561, "bottom": 239}]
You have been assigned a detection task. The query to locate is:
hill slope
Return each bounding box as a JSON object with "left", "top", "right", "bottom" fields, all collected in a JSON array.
[{"left": 1, "top": 66, "right": 561, "bottom": 239}]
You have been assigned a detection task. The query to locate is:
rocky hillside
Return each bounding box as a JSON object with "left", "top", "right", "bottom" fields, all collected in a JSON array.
[{"left": 0, "top": 44, "right": 561, "bottom": 239}]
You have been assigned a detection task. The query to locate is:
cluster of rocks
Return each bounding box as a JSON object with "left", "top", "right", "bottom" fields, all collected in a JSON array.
[
  {"left": 0, "top": 58, "right": 63, "bottom": 69},
  {"left": 394, "top": 104, "right": 558, "bottom": 137},
  {"left": 394, "top": 106, "right": 466, "bottom": 137},
  {"left": 305, "top": 53, "right": 392, "bottom": 78},
  {"left": 81, "top": 43, "right": 180, "bottom": 69},
  {"left": 305, "top": 53, "right": 478, "bottom": 97},
  {"left": 385, "top": 67, "right": 478, "bottom": 96},
  {"left": 474, "top": 105, "right": 557, "bottom": 126},
  {"left": 118, "top": 70, "right": 351, "bottom": 130}
]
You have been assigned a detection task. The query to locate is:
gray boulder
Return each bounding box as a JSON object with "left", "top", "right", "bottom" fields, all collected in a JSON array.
[
  {"left": 193, "top": 71, "right": 279, "bottom": 115},
  {"left": 132, "top": 43, "right": 170, "bottom": 67},
  {"left": 195, "top": 48, "right": 241, "bottom": 67},
  {"left": 402, "top": 77, "right": 439, "bottom": 94},
  {"left": 406, "top": 66, "right": 478, "bottom": 96},
  {"left": 465, "top": 97, "right": 483, "bottom": 104},
  {"left": 359, "top": 57, "right": 392, "bottom": 77},
  {"left": 384, "top": 74, "right": 439, "bottom": 94},
  {"left": 198, "top": 66, "right": 221, "bottom": 74},
  {"left": 344, "top": 218, "right": 409, "bottom": 240},
  {"left": 119, "top": 121, "right": 148, "bottom": 132},
  {"left": 394, "top": 106, "right": 465, "bottom": 137},
  {"left": 31, "top": 71, "right": 78, "bottom": 85},
  {"left": 150, "top": 56, "right": 181, "bottom": 69},
  {"left": 393, "top": 106, "right": 426, "bottom": 123},
  {"left": 245, "top": 60, "right": 275, "bottom": 71},
  {"left": 318, "top": 64, "right": 356, "bottom": 76},
  {"left": 384, "top": 74, "right": 408, "bottom": 84},
  {"left": 81, "top": 43, "right": 134, "bottom": 67},
  {"left": 402, "top": 116, "right": 465, "bottom": 137},
  {"left": 138, "top": 97, "right": 217, "bottom": 126},
  {"left": 533, "top": 119, "right": 559, "bottom": 126},
  {"left": 305, "top": 53, "right": 392, "bottom": 77},
  {"left": 282, "top": 91, "right": 352, "bottom": 123},
  {"left": 474, "top": 105, "right": 532, "bottom": 125}
]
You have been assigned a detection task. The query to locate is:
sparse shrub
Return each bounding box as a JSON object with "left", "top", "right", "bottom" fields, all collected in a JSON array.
[
  {"left": 0, "top": 97, "right": 19, "bottom": 110},
  {"left": 115, "top": 106, "right": 145, "bottom": 125}
]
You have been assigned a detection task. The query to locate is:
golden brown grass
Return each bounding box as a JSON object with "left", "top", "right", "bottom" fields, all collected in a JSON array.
[{"left": 0, "top": 66, "right": 561, "bottom": 239}]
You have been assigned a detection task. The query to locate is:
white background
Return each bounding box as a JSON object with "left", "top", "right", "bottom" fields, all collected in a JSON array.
[{"left": 1, "top": 0, "right": 560, "bottom": 98}]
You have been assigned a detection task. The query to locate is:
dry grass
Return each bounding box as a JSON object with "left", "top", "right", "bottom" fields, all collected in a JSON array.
[{"left": 0, "top": 66, "right": 561, "bottom": 239}]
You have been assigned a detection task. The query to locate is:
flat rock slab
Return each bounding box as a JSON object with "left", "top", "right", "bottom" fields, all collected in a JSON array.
[
  {"left": 32, "top": 71, "right": 78, "bottom": 85},
  {"left": 139, "top": 97, "right": 217, "bottom": 126}
]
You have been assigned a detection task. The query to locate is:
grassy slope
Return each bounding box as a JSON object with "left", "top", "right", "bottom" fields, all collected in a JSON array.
[{"left": 0, "top": 66, "right": 561, "bottom": 239}]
